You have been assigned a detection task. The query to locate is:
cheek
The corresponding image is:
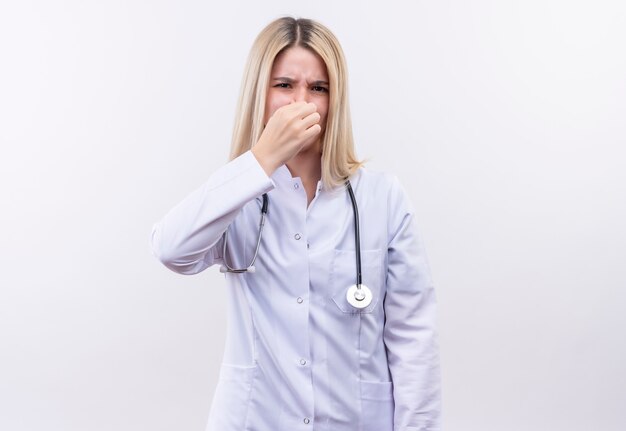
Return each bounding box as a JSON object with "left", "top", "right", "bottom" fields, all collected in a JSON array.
[
  {"left": 316, "top": 102, "right": 329, "bottom": 128},
  {"left": 264, "top": 93, "right": 292, "bottom": 123}
]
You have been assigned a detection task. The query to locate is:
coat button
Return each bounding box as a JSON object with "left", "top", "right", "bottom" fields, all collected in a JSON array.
[
  {"left": 294, "top": 233, "right": 301, "bottom": 240},
  {"left": 294, "top": 183, "right": 299, "bottom": 189},
  {"left": 299, "top": 358, "right": 307, "bottom": 365},
  {"left": 303, "top": 418, "right": 310, "bottom": 424},
  {"left": 296, "top": 297, "right": 303, "bottom": 304}
]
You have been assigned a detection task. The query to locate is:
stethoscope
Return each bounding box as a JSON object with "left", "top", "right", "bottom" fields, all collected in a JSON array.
[{"left": 219, "top": 180, "right": 373, "bottom": 309}]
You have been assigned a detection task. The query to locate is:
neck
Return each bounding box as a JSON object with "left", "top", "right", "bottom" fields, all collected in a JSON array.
[
  {"left": 285, "top": 145, "right": 322, "bottom": 186},
  {"left": 286, "top": 145, "right": 322, "bottom": 208}
]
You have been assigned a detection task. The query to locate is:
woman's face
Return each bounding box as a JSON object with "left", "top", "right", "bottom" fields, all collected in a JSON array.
[{"left": 264, "top": 46, "right": 330, "bottom": 149}]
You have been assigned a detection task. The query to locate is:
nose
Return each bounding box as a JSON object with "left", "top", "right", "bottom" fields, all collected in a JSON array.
[{"left": 293, "top": 85, "right": 308, "bottom": 103}]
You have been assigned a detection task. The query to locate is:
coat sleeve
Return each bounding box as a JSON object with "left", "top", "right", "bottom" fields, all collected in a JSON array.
[
  {"left": 150, "top": 150, "right": 275, "bottom": 275},
  {"left": 383, "top": 175, "right": 442, "bottom": 431}
]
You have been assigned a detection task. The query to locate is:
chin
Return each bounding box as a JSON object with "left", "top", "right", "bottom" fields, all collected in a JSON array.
[{"left": 301, "top": 138, "right": 323, "bottom": 155}]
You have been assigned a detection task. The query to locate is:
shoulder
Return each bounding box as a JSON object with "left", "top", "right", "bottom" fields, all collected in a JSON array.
[
  {"left": 352, "top": 167, "right": 417, "bottom": 242},
  {"left": 352, "top": 166, "right": 411, "bottom": 210}
]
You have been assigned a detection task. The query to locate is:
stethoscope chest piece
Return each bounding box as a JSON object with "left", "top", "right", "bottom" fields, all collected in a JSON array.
[{"left": 346, "top": 284, "right": 373, "bottom": 309}]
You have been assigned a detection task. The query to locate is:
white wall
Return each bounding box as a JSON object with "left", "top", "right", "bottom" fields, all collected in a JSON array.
[{"left": 1, "top": 1, "right": 624, "bottom": 430}]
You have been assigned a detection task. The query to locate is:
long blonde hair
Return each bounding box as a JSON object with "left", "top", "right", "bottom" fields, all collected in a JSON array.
[{"left": 229, "top": 16, "right": 364, "bottom": 189}]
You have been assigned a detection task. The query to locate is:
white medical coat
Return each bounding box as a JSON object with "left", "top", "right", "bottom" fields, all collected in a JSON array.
[{"left": 151, "top": 150, "right": 442, "bottom": 431}]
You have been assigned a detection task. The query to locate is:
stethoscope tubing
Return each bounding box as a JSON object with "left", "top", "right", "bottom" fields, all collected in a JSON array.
[
  {"left": 345, "top": 180, "right": 363, "bottom": 288},
  {"left": 220, "top": 180, "right": 364, "bottom": 294},
  {"left": 219, "top": 193, "right": 269, "bottom": 273}
]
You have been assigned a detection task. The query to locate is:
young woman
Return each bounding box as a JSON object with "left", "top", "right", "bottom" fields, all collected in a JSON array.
[{"left": 151, "top": 16, "right": 442, "bottom": 431}]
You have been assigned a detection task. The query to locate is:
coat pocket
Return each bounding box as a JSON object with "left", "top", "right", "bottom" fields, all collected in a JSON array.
[
  {"left": 360, "top": 380, "right": 394, "bottom": 430},
  {"left": 330, "top": 248, "right": 385, "bottom": 314},
  {"left": 205, "top": 363, "right": 257, "bottom": 431}
]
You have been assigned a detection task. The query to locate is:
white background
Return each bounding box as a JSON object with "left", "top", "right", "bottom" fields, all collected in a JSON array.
[{"left": 1, "top": 1, "right": 625, "bottom": 430}]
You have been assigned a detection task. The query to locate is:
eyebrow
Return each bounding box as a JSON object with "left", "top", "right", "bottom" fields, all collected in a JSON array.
[{"left": 272, "top": 77, "right": 329, "bottom": 86}]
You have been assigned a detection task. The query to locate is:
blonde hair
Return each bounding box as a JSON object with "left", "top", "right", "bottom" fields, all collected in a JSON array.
[{"left": 228, "top": 16, "right": 364, "bottom": 189}]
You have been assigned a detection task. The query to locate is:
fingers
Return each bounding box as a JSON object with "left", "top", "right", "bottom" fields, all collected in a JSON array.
[
  {"left": 261, "top": 101, "right": 321, "bottom": 161},
  {"left": 301, "top": 111, "right": 321, "bottom": 129},
  {"left": 302, "top": 123, "right": 321, "bottom": 141},
  {"left": 278, "top": 101, "right": 318, "bottom": 119},
  {"left": 298, "top": 102, "right": 318, "bottom": 117},
  {"left": 286, "top": 103, "right": 320, "bottom": 131},
  {"left": 271, "top": 102, "right": 320, "bottom": 135}
]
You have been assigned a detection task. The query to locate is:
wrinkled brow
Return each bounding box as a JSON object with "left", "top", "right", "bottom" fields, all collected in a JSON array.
[{"left": 272, "top": 77, "right": 329, "bottom": 86}]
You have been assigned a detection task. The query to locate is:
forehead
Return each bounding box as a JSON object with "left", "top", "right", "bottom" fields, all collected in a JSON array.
[{"left": 272, "top": 46, "right": 328, "bottom": 77}]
